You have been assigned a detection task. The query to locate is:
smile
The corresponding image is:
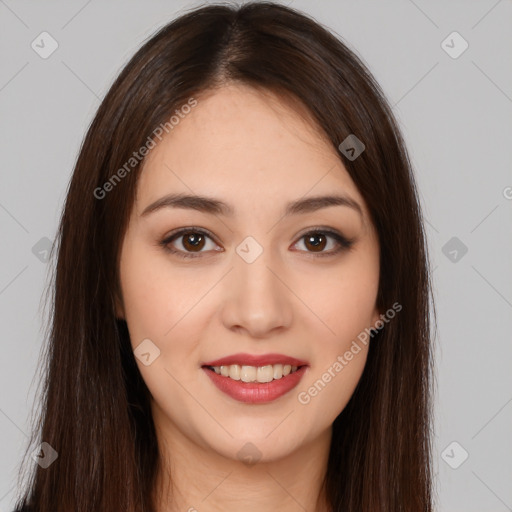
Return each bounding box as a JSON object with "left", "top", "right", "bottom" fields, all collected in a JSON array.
[{"left": 202, "top": 364, "right": 308, "bottom": 403}]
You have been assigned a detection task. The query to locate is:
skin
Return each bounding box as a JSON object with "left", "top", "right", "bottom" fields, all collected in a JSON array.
[{"left": 116, "top": 83, "right": 381, "bottom": 512}]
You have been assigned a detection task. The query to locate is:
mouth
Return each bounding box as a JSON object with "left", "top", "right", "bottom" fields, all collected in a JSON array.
[{"left": 201, "top": 362, "right": 309, "bottom": 404}]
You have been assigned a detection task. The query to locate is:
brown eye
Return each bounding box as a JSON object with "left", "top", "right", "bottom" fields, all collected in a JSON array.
[
  {"left": 303, "top": 233, "right": 328, "bottom": 252},
  {"left": 160, "top": 228, "right": 220, "bottom": 259},
  {"left": 181, "top": 232, "right": 206, "bottom": 252},
  {"left": 293, "top": 229, "right": 354, "bottom": 257}
]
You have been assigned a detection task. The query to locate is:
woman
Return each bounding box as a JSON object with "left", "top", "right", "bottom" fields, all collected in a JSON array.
[{"left": 12, "top": 2, "right": 435, "bottom": 511}]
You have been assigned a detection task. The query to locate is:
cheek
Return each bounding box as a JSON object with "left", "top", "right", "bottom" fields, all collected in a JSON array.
[
  {"left": 120, "top": 266, "right": 166, "bottom": 343},
  {"left": 301, "top": 256, "right": 379, "bottom": 346},
  {"left": 119, "top": 246, "right": 206, "bottom": 395},
  {"left": 296, "top": 248, "right": 378, "bottom": 417},
  {"left": 120, "top": 239, "right": 210, "bottom": 341},
  {"left": 297, "top": 335, "right": 369, "bottom": 425}
]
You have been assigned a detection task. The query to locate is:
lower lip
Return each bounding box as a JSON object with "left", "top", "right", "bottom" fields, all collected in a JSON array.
[{"left": 202, "top": 366, "right": 308, "bottom": 404}]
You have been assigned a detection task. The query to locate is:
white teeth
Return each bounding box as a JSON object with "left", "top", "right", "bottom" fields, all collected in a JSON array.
[
  {"left": 256, "top": 365, "right": 274, "bottom": 383},
  {"left": 209, "top": 363, "right": 301, "bottom": 383},
  {"left": 229, "top": 365, "right": 241, "bottom": 380},
  {"left": 240, "top": 365, "right": 257, "bottom": 383},
  {"left": 273, "top": 364, "right": 283, "bottom": 379}
]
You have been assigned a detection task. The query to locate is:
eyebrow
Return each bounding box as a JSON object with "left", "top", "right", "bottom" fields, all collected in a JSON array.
[{"left": 141, "top": 192, "right": 363, "bottom": 218}]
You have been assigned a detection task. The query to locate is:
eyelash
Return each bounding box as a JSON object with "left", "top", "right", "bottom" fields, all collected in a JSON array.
[{"left": 159, "top": 226, "right": 354, "bottom": 260}]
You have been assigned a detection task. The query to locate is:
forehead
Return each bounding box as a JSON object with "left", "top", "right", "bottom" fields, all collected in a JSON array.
[{"left": 135, "top": 84, "right": 367, "bottom": 220}]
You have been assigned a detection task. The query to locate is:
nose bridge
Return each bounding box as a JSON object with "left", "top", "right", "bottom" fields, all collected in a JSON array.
[
  {"left": 237, "top": 246, "right": 277, "bottom": 295},
  {"left": 220, "top": 237, "right": 292, "bottom": 336}
]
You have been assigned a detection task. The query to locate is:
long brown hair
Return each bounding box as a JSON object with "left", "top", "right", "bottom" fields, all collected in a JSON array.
[{"left": 13, "top": 2, "right": 435, "bottom": 511}]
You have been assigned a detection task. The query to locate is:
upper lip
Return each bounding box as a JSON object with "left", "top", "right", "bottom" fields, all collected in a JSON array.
[{"left": 202, "top": 353, "right": 309, "bottom": 368}]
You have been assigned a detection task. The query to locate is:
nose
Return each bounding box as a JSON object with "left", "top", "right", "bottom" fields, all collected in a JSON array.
[{"left": 220, "top": 246, "right": 293, "bottom": 338}]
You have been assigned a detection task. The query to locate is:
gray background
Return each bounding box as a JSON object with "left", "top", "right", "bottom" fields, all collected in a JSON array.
[{"left": 1, "top": 1, "right": 511, "bottom": 510}]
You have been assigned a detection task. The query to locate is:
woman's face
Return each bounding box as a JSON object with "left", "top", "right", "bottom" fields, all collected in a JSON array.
[{"left": 117, "top": 83, "right": 381, "bottom": 463}]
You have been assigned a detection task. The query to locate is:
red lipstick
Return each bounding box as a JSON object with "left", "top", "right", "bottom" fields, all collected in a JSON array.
[{"left": 201, "top": 353, "right": 309, "bottom": 404}]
